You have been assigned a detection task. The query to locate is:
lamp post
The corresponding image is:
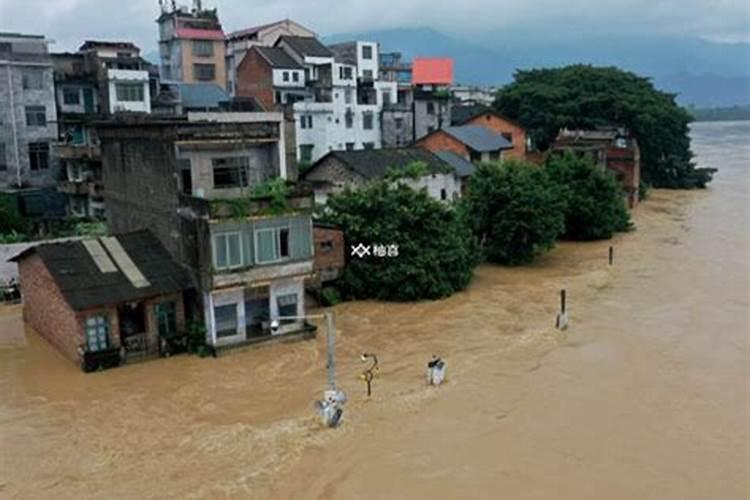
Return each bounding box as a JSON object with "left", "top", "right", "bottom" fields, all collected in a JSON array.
[{"left": 271, "top": 311, "right": 346, "bottom": 427}]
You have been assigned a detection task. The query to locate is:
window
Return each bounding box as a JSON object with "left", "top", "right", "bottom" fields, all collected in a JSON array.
[
  {"left": 426, "top": 102, "right": 435, "bottom": 115},
  {"left": 345, "top": 142, "right": 355, "bottom": 151},
  {"left": 192, "top": 40, "right": 214, "bottom": 57},
  {"left": 344, "top": 88, "right": 352, "bottom": 104},
  {"left": 339, "top": 66, "right": 353, "bottom": 80},
  {"left": 245, "top": 298, "right": 270, "bottom": 336},
  {"left": 25, "top": 106, "right": 46, "bottom": 126},
  {"left": 85, "top": 315, "right": 109, "bottom": 352},
  {"left": 214, "top": 304, "right": 238, "bottom": 338},
  {"left": 362, "top": 69, "right": 373, "bottom": 79},
  {"left": 345, "top": 109, "right": 353, "bottom": 129},
  {"left": 299, "top": 115, "right": 313, "bottom": 129},
  {"left": 320, "top": 240, "right": 334, "bottom": 252},
  {"left": 212, "top": 156, "right": 250, "bottom": 189},
  {"left": 299, "top": 144, "right": 313, "bottom": 164},
  {"left": 63, "top": 87, "right": 80, "bottom": 105},
  {"left": 292, "top": 71, "right": 299, "bottom": 82},
  {"left": 0, "top": 143, "right": 6, "bottom": 171},
  {"left": 502, "top": 132, "right": 513, "bottom": 143},
  {"left": 427, "top": 125, "right": 435, "bottom": 133},
  {"left": 382, "top": 90, "right": 392, "bottom": 106},
  {"left": 214, "top": 232, "right": 243, "bottom": 270},
  {"left": 115, "top": 83, "right": 144, "bottom": 102},
  {"left": 363, "top": 142, "right": 375, "bottom": 150},
  {"left": 28, "top": 142, "right": 49, "bottom": 170},
  {"left": 22, "top": 69, "right": 44, "bottom": 90},
  {"left": 440, "top": 188, "right": 448, "bottom": 201},
  {"left": 193, "top": 63, "right": 216, "bottom": 81},
  {"left": 277, "top": 293, "right": 298, "bottom": 322},
  {"left": 395, "top": 117, "right": 403, "bottom": 129},
  {"left": 363, "top": 112, "right": 374, "bottom": 130},
  {"left": 255, "top": 226, "right": 291, "bottom": 264},
  {"left": 283, "top": 71, "right": 289, "bottom": 82},
  {"left": 362, "top": 45, "right": 373, "bottom": 60}
]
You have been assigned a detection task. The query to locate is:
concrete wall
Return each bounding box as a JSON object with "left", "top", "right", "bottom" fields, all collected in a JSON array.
[
  {"left": 403, "top": 172, "right": 462, "bottom": 202},
  {"left": 414, "top": 98, "right": 451, "bottom": 140},
  {"left": 180, "top": 38, "right": 226, "bottom": 89},
  {"left": 107, "top": 69, "right": 150, "bottom": 114}
]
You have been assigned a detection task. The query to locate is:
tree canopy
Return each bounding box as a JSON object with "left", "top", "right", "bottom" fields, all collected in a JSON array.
[
  {"left": 320, "top": 182, "right": 479, "bottom": 301},
  {"left": 464, "top": 160, "right": 565, "bottom": 265},
  {"left": 545, "top": 152, "right": 631, "bottom": 240},
  {"left": 494, "top": 65, "right": 714, "bottom": 188}
]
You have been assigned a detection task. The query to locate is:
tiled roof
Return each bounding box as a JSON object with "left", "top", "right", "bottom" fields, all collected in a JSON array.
[
  {"left": 433, "top": 151, "right": 475, "bottom": 178},
  {"left": 177, "top": 83, "right": 229, "bottom": 109},
  {"left": 442, "top": 125, "right": 513, "bottom": 152},
  {"left": 277, "top": 36, "right": 332, "bottom": 58},
  {"left": 175, "top": 28, "right": 225, "bottom": 41},
  {"left": 10, "top": 230, "right": 192, "bottom": 311},
  {"left": 304, "top": 147, "right": 455, "bottom": 181},
  {"left": 451, "top": 104, "right": 492, "bottom": 125},
  {"left": 412, "top": 57, "right": 454, "bottom": 85},
  {"left": 256, "top": 46, "right": 302, "bottom": 69}
]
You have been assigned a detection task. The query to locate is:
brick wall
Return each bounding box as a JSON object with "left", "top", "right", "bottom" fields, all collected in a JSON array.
[
  {"left": 235, "top": 48, "right": 275, "bottom": 110},
  {"left": 313, "top": 225, "right": 345, "bottom": 283},
  {"left": 416, "top": 131, "right": 470, "bottom": 160},
  {"left": 466, "top": 113, "right": 527, "bottom": 159},
  {"left": 18, "top": 254, "right": 86, "bottom": 364}
]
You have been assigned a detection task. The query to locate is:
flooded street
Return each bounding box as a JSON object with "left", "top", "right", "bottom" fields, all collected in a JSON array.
[{"left": 1, "top": 121, "right": 749, "bottom": 499}]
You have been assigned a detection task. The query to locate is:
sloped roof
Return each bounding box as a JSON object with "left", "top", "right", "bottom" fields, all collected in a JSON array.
[
  {"left": 433, "top": 151, "right": 475, "bottom": 178},
  {"left": 256, "top": 46, "right": 302, "bottom": 69},
  {"left": 10, "top": 230, "right": 192, "bottom": 311},
  {"left": 177, "top": 83, "right": 229, "bottom": 108},
  {"left": 304, "top": 147, "right": 454, "bottom": 181},
  {"left": 227, "top": 19, "right": 314, "bottom": 41},
  {"left": 276, "top": 36, "right": 332, "bottom": 58},
  {"left": 175, "top": 28, "right": 225, "bottom": 41},
  {"left": 451, "top": 103, "right": 492, "bottom": 125},
  {"left": 412, "top": 57, "right": 453, "bottom": 85},
  {"left": 441, "top": 125, "right": 513, "bottom": 152}
]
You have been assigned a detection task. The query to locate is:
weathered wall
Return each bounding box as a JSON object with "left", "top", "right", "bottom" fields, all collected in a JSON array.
[
  {"left": 416, "top": 130, "right": 470, "bottom": 160},
  {"left": 235, "top": 48, "right": 275, "bottom": 111},
  {"left": 313, "top": 225, "right": 345, "bottom": 283},
  {"left": 465, "top": 113, "right": 527, "bottom": 159}
]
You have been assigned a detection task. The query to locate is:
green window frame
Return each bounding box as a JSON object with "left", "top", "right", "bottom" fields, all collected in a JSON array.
[
  {"left": 155, "top": 302, "right": 177, "bottom": 338},
  {"left": 85, "top": 315, "right": 109, "bottom": 352},
  {"left": 213, "top": 232, "right": 243, "bottom": 270},
  {"left": 254, "top": 226, "right": 290, "bottom": 264}
]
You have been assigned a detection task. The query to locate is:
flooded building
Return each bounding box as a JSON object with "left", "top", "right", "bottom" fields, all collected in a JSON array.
[
  {"left": 416, "top": 124, "right": 513, "bottom": 163},
  {"left": 311, "top": 223, "right": 345, "bottom": 286},
  {"left": 10, "top": 231, "right": 192, "bottom": 371},
  {"left": 551, "top": 127, "right": 641, "bottom": 208},
  {"left": 302, "top": 147, "right": 472, "bottom": 204},
  {"left": 97, "top": 112, "right": 316, "bottom": 350}
]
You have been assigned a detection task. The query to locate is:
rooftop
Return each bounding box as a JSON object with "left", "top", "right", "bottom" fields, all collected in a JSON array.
[
  {"left": 412, "top": 57, "right": 454, "bottom": 85},
  {"left": 10, "top": 231, "right": 192, "bottom": 311},
  {"left": 440, "top": 125, "right": 513, "bottom": 152},
  {"left": 304, "top": 147, "right": 455, "bottom": 181},
  {"left": 276, "top": 36, "right": 333, "bottom": 58},
  {"left": 79, "top": 40, "right": 140, "bottom": 52},
  {"left": 433, "top": 150, "right": 475, "bottom": 178},
  {"left": 256, "top": 46, "right": 303, "bottom": 69}
]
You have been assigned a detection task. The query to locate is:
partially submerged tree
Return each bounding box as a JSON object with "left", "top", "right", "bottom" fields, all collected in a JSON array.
[
  {"left": 494, "top": 65, "right": 714, "bottom": 188},
  {"left": 545, "top": 152, "right": 632, "bottom": 240},
  {"left": 464, "top": 160, "right": 565, "bottom": 265},
  {"left": 321, "top": 182, "right": 479, "bottom": 301}
]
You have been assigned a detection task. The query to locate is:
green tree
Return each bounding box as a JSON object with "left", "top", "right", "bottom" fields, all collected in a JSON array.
[
  {"left": 494, "top": 65, "right": 714, "bottom": 188},
  {"left": 465, "top": 160, "right": 565, "bottom": 265},
  {"left": 321, "top": 182, "right": 479, "bottom": 301},
  {"left": 545, "top": 152, "right": 631, "bottom": 240}
]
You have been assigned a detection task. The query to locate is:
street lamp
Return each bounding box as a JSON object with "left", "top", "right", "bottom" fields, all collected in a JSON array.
[{"left": 272, "top": 311, "right": 346, "bottom": 427}]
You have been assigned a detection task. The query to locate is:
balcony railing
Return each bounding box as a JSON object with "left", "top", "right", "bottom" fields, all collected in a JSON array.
[{"left": 53, "top": 143, "right": 101, "bottom": 160}]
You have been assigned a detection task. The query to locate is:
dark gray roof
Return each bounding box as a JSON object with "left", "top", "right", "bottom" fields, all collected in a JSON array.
[
  {"left": 178, "top": 83, "right": 229, "bottom": 109},
  {"left": 450, "top": 104, "right": 491, "bottom": 125},
  {"left": 433, "top": 151, "right": 475, "bottom": 178},
  {"left": 10, "top": 230, "right": 192, "bottom": 311},
  {"left": 442, "top": 125, "right": 513, "bottom": 152},
  {"left": 256, "top": 46, "right": 303, "bottom": 69},
  {"left": 277, "top": 36, "right": 333, "bottom": 58},
  {"left": 304, "top": 147, "right": 454, "bottom": 181}
]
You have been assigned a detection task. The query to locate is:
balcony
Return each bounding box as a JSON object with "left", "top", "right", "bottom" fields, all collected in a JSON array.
[
  {"left": 59, "top": 179, "right": 103, "bottom": 198},
  {"left": 53, "top": 143, "right": 101, "bottom": 160}
]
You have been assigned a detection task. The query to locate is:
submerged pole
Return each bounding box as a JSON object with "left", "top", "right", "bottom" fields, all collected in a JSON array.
[
  {"left": 609, "top": 246, "right": 614, "bottom": 266},
  {"left": 325, "top": 312, "right": 336, "bottom": 391},
  {"left": 560, "top": 289, "right": 567, "bottom": 314}
]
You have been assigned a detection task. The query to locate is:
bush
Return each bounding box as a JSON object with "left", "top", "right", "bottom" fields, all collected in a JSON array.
[
  {"left": 320, "top": 287, "right": 342, "bottom": 306},
  {"left": 545, "top": 152, "right": 631, "bottom": 240},
  {"left": 464, "top": 160, "right": 565, "bottom": 265},
  {"left": 321, "top": 182, "right": 479, "bottom": 301}
]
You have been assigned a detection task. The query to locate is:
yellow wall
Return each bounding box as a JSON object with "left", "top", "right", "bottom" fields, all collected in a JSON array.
[{"left": 180, "top": 38, "right": 226, "bottom": 90}]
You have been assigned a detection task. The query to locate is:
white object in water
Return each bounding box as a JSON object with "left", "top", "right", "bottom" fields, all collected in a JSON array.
[
  {"left": 314, "top": 389, "right": 347, "bottom": 427},
  {"left": 556, "top": 312, "right": 569, "bottom": 330},
  {"left": 427, "top": 356, "right": 446, "bottom": 386}
]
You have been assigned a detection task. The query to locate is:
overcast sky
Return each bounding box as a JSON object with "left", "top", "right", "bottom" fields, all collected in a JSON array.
[{"left": 0, "top": 0, "right": 748, "bottom": 53}]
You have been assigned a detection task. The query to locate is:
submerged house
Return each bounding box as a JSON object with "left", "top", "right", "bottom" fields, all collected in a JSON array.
[
  {"left": 301, "top": 146, "right": 474, "bottom": 204},
  {"left": 551, "top": 127, "right": 641, "bottom": 208},
  {"left": 10, "top": 231, "right": 192, "bottom": 371}
]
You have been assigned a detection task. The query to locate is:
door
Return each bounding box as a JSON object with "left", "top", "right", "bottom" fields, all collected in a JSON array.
[
  {"left": 155, "top": 302, "right": 177, "bottom": 339},
  {"left": 82, "top": 88, "right": 94, "bottom": 114}
]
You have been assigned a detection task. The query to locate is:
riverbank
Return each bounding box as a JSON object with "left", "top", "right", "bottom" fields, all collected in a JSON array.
[{"left": 1, "top": 122, "right": 747, "bottom": 499}]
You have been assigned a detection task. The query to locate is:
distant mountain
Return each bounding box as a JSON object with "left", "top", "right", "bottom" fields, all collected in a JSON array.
[{"left": 325, "top": 28, "right": 750, "bottom": 107}]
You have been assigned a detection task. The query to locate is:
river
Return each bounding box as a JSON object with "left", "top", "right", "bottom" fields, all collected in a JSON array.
[{"left": 1, "top": 121, "right": 748, "bottom": 499}]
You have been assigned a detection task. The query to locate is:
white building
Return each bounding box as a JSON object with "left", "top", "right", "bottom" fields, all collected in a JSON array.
[{"left": 107, "top": 69, "right": 151, "bottom": 114}]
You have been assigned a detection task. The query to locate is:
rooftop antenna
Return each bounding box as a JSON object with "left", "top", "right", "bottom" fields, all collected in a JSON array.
[{"left": 193, "top": 0, "right": 202, "bottom": 11}]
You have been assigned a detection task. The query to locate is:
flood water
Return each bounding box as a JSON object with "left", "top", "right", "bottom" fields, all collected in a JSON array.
[{"left": 1, "top": 121, "right": 749, "bottom": 499}]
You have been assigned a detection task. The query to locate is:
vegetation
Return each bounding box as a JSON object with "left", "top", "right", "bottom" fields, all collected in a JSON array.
[
  {"left": 464, "top": 160, "right": 565, "bottom": 265},
  {"left": 545, "top": 152, "right": 631, "bottom": 240},
  {"left": 209, "top": 178, "right": 293, "bottom": 218},
  {"left": 0, "top": 217, "right": 107, "bottom": 244},
  {"left": 185, "top": 321, "right": 212, "bottom": 357},
  {"left": 320, "top": 287, "right": 342, "bottom": 306},
  {"left": 494, "top": 65, "right": 714, "bottom": 189},
  {"left": 321, "top": 182, "right": 479, "bottom": 301}
]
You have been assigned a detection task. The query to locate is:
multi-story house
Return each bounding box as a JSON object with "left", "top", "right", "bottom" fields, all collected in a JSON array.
[
  {"left": 379, "top": 52, "right": 414, "bottom": 147},
  {"left": 413, "top": 57, "right": 454, "bottom": 140},
  {"left": 97, "top": 112, "right": 316, "bottom": 349},
  {"left": 225, "top": 19, "right": 315, "bottom": 97},
  {"left": 156, "top": 0, "right": 226, "bottom": 90},
  {"left": 51, "top": 41, "right": 153, "bottom": 219},
  {"left": 236, "top": 35, "right": 392, "bottom": 165},
  {"left": 0, "top": 33, "right": 59, "bottom": 200}
]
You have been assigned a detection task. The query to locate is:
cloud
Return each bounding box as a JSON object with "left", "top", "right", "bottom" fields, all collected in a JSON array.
[{"left": 0, "top": 0, "right": 747, "bottom": 53}]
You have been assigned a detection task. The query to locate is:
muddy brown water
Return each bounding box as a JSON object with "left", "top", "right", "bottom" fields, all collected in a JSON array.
[{"left": 1, "top": 121, "right": 748, "bottom": 500}]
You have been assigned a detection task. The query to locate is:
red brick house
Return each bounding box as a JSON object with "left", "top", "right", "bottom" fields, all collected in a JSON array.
[
  {"left": 10, "top": 231, "right": 193, "bottom": 371},
  {"left": 235, "top": 45, "right": 306, "bottom": 110},
  {"left": 416, "top": 124, "right": 513, "bottom": 164},
  {"left": 551, "top": 127, "right": 641, "bottom": 208},
  {"left": 312, "top": 223, "right": 345, "bottom": 285},
  {"left": 451, "top": 105, "right": 528, "bottom": 160}
]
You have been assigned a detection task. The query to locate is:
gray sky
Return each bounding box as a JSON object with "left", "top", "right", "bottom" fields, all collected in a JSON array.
[{"left": 0, "top": 0, "right": 748, "bottom": 53}]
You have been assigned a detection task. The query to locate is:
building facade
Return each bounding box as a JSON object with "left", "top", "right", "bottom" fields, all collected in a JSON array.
[
  {"left": 417, "top": 124, "right": 513, "bottom": 163},
  {"left": 379, "top": 52, "right": 414, "bottom": 147},
  {"left": 156, "top": 1, "right": 226, "bottom": 90},
  {"left": 452, "top": 106, "right": 528, "bottom": 159},
  {"left": 0, "top": 33, "right": 59, "bottom": 192},
  {"left": 412, "top": 57, "right": 454, "bottom": 140},
  {"left": 98, "top": 112, "right": 316, "bottom": 349}
]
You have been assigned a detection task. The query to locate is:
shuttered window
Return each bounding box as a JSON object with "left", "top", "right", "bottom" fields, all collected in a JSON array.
[{"left": 85, "top": 315, "right": 109, "bottom": 352}]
